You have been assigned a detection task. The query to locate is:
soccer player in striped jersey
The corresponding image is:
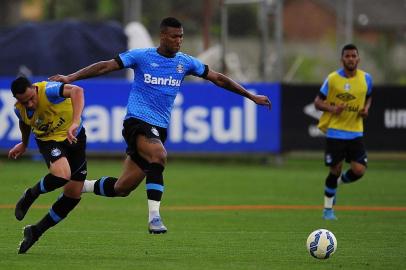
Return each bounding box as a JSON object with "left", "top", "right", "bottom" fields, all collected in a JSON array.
[
  {"left": 314, "top": 44, "right": 372, "bottom": 220},
  {"left": 49, "top": 17, "right": 271, "bottom": 233},
  {"left": 9, "top": 77, "right": 87, "bottom": 253}
]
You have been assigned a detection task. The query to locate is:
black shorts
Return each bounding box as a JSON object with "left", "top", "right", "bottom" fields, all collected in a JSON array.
[
  {"left": 325, "top": 137, "right": 367, "bottom": 167},
  {"left": 122, "top": 118, "right": 167, "bottom": 171},
  {"left": 35, "top": 128, "right": 87, "bottom": 181}
]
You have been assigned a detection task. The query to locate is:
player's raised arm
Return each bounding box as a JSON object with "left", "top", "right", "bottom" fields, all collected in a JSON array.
[
  {"left": 204, "top": 69, "right": 272, "bottom": 110},
  {"left": 49, "top": 59, "right": 121, "bottom": 83}
]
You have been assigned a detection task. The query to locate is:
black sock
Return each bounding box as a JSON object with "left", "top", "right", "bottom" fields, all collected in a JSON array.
[
  {"left": 146, "top": 163, "right": 164, "bottom": 201},
  {"left": 324, "top": 173, "right": 339, "bottom": 197},
  {"left": 35, "top": 194, "right": 81, "bottom": 236},
  {"left": 94, "top": 177, "right": 118, "bottom": 197},
  {"left": 342, "top": 169, "right": 363, "bottom": 183},
  {"left": 30, "top": 174, "right": 68, "bottom": 197}
]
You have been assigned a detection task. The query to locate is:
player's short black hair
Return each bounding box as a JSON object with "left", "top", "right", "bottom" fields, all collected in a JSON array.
[
  {"left": 160, "top": 17, "right": 182, "bottom": 32},
  {"left": 10, "top": 76, "right": 32, "bottom": 97},
  {"left": 341, "top": 44, "right": 358, "bottom": 56}
]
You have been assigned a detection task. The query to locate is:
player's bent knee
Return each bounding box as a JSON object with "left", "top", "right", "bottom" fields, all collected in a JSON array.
[
  {"left": 56, "top": 172, "right": 71, "bottom": 180},
  {"left": 342, "top": 169, "right": 364, "bottom": 183},
  {"left": 63, "top": 181, "right": 83, "bottom": 199},
  {"left": 353, "top": 171, "right": 364, "bottom": 181},
  {"left": 351, "top": 164, "right": 366, "bottom": 177},
  {"left": 150, "top": 149, "right": 167, "bottom": 166},
  {"left": 150, "top": 156, "right": 167, "bottom": 166}
]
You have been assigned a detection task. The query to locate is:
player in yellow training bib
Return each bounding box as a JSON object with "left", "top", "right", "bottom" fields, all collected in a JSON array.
[
  {"left": 9, "top": 77, "right": 87, "bottom": 254},
  {"left": 314, "top": 44, "right": 372, "bottom": 220}
]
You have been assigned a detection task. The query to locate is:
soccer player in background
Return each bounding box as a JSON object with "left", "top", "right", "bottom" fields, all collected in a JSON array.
[
  {"left": 9, "top": 77, "right": 87, "bottom": 253},
  {"left": 49, "top": 17, "right": 272, "bottom": 234},
  {"left": 314, "top": 44, "right": 372, "bottom": 220}
]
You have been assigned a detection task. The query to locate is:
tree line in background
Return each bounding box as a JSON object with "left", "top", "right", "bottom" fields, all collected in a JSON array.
[
  {"left": 0, "top": 0, "right": 259, "bottom": 37},
  {"left": 1, "top": 0, "right": 405, "bottom": 84}
]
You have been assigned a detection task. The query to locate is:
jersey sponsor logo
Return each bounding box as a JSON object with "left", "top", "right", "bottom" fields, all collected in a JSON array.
[
  {"left": 51, "top": 148, "right": 61, "bottom": 157},
  {"left": 36, "top": 117, "right": 66, "bottom": 138},
  {"left": 325, "top": 154, "right": 332, "bottom": 164},
  {"left": 151, "top": 127, "right": 159, "bottom": 137},
  {"left": 345, "top": 104, "right": 360, "bottom": 113},
  {"left": 37, "top": 120, "right": 53, "bottom": 132},
  {"left": 336, "top": 92, "right": 356, "bottom": 102},
  {"left": 35, "top": 118, "right": 43, "bottom": 127},
  {"left": 176, "top": 64, "right": 184, "bottom": 74},
  {"left": 144, "top": 74, "right": 181, "bottom": 86}
]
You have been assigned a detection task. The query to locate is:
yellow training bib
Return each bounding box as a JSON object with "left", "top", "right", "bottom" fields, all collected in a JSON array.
[
  {"left": 318, "top": 69, "right": 370, "bottom": 133},
  {"left": 15, "top": 81, "right": 73, "bottom": 141}
]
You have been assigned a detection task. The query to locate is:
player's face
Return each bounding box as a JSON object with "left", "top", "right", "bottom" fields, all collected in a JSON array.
[
  {"left": 16, "top": 86, "right": 38, "bottom": 110},
  {"left": 341, "top": 49, "right": 359, "bottom": 72},
  {"left": 160, "top": 27, "right": 183, "bottom": 55}
]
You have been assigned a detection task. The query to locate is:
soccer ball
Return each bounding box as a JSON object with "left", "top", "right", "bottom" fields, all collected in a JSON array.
[{"left": 306, "top": 229, "right": 337, "bottom": 259}]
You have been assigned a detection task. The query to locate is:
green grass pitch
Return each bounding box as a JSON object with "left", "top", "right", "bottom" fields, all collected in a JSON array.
[{"left": 0, "top": 156, "right": 405, "bottom": 270}]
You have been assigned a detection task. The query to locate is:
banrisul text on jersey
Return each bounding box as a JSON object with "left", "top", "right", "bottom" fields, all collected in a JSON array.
[{"left": 143, "top": 74, "right": 181, "bottom": 86}]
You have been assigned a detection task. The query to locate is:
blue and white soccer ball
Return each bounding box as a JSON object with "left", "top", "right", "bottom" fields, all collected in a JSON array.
[{"left": 306, "top": 229, "right": 337, "bottom": 259}]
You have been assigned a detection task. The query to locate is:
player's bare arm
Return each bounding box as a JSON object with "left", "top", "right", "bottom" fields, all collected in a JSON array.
[
  {"left": 8, "top": 121, "right": 31, "bottom": 159},
  {"left": 359, "top": 96, "right": 372, "bottom": 118},
  {"left": 314, "top": 96, "right": 345, "bottom": 115},
  {"left": 62, "top": 84, "right": 85, "bottom": 143},
  {"left": 205, "top": 69, "right": 272, "bottom": 109},
  {"left": 49, "top": 59, "right": 121, "bottom": 83}
]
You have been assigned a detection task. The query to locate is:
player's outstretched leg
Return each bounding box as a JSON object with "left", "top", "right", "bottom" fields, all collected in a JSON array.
[{"left": 15, "top": 174, "right": 68, "bottom": 221}]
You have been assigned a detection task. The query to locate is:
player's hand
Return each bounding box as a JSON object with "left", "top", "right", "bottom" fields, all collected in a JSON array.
[
  {"left": 67, "top": 123, "right": 79, "bottom": 144},
  {"left": 359, "top": 108, "right": 369, "bottom": 118},
  {"left": 252, "top": 95, "right": 272, "bottom": 110},
  {"left": 8, "top": 142, "right": 26, "bottom": 159},
  {"left": 48, "top": 74, "right": 72, "bottom": 84},
  {"left": 332, "top": 104, "right": 346, "bottom": 115}
]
